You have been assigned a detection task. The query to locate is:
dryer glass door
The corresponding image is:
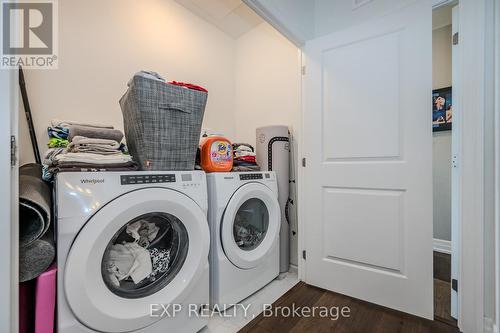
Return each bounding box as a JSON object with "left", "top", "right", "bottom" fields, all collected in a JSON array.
[
  {"left": 221, "top": 183, "right": 280, "bottom": 269},
  {"left": 63, "top": 188, "right": 209, "bottom": 333},
  {"left": 233, "top": 198, "right": 269, "bottom": 251}
]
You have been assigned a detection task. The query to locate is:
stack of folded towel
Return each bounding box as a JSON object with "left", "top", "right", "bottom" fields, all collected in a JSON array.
[
  {"left": 42, "top": 120, "right": 137, "bottom": 181},
  {"left": 232, "top": 143, "right": 260, "bottom": 172}
]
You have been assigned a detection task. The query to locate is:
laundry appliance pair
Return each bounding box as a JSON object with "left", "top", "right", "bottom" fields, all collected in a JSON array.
[{"left": 56, "top": 171, "right": 280, "bottom": 333}]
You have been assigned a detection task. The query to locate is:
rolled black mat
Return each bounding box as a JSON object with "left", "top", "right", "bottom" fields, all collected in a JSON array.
[
  {"left": 19, "top": 229, "right": 55, "bottom": 282},
  {"left": 19, "top": 164, "right": 51, "bottom": 247}
]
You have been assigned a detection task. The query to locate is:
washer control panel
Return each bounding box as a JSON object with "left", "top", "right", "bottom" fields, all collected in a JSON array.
[
  {"left": 239, "top": 173, "right": 264, "bottom": 180},
  {"left": 121, "top": 174, "right": 176, "bottom": 185}
]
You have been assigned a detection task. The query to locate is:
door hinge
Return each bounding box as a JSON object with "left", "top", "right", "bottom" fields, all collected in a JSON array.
[
  {"left": 302, "top": 250, "right": 306, "bottom": 260},
  {"left": 10, "top": 136, "right": 17, "bottom": 167},
  {"left": 301, "top": 65, "right": 306, "bottom": 75},
  {"left": 453, "top": 32, "right": 459, "bottom": 45},
  {"left": 452, "top": 279, "right": 458, "bottom": 292},
  {"left": 302, "top": 158, "right": 306, "bottom": 167}
]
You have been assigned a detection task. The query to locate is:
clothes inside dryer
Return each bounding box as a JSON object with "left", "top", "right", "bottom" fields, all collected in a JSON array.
[
  {"left": 233, "top": 198, "right": 269, "bottom": 251},
  {"left": 101, "top": 212, "right": 189, "bottom": 299}
]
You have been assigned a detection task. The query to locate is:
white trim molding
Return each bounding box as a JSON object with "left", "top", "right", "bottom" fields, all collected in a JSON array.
[
  {"left": 297, "top": 50, "right": 306, "bottom": 282},
  {"left": 242, "top": 0, "right": 306, "bottom": 47},
  {"left": 494, "top": 0, "right": 500, "bottom": 331},
  {"left": 0, "top": 69, "right": 19, "bottom": 333},
  {"left": 485, "top": 317, "right": 496, "bottom": 333},
  {"left": 433, "top": 0, "right": 458, "bottom": 9},
  {"left": 433, "top": 238, "right": 452, "bottom": 254}
]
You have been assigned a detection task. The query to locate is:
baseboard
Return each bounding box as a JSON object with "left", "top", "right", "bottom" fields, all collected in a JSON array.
[
  {"left": 484, "top": 317, "right": 496, "bottom": 333},
  {"left": 288, "top": 264, "right": 298, "bottom": 275},
  {"left": 494, "top": 324, "right": 499, "bottom": 333},
  {"left": 433, "top": 238, "right": 452, "bottom": 254}
]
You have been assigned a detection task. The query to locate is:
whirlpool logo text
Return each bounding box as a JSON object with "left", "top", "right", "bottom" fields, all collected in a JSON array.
[{"left": 80, "top": 179, "right": 105, "bottom": 184}]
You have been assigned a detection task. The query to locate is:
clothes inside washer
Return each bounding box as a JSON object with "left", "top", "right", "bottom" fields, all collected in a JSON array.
[
  {"left": 102, "top": 213, "right": 189, "bottom": 298},
  {"left": 234, "top": 217, "right": 264, "bottom": 249},
  {"left": 103, "top": 242, "right": 153, "bottom": 287},
  {"left": 148, "top": 248, "right": 171, "bottom": 281},
  {"left": 126, "top": 220, "right": 161, "bottom": 248}
]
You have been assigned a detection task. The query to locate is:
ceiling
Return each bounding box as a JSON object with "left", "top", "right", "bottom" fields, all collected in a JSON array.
[{"left": 175, "top": 0, "right": 263, "bottom": 38}]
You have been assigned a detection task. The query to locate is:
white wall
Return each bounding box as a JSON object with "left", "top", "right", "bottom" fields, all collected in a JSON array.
[
  {"left": 19, "top": 0, "right": 236, "bottom": 165},
  {"left": 234, "top": 23, "right": 300, "bottom": 147},
  {"left": 233, "top": 22, "right": 301, "bottom": 265},
  {"left": 432, "top": 24, "right": 452, "bottom": 241},
  {"left": 18, "top": 0, "right": 302, "bottom": 267}
]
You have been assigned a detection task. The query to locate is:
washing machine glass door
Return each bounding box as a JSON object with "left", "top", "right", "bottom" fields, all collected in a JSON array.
[
  {"left": 64, "top": 188, "right": 209, "bottom": 333},
  {"left": 221, "top": 183, "right": 280, "bottom": 269}
]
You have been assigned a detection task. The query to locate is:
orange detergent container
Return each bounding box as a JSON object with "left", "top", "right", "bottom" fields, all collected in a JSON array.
[{"left": 200, "top": 135, "right": 233, "bottom": 172}]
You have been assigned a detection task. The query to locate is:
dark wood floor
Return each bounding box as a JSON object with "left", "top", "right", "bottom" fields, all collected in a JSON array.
[
  {"left": 433, "top": 252, "right": 451, "bottom": 282},
  {"left": 239, "top": 282, "right": 460, "bottom": 333},
  {"left": 433, "top": 252, "right": 456, "bottom": 326},
  {"left": 434, "top": 279, "right": 454, "bottom": 325}
]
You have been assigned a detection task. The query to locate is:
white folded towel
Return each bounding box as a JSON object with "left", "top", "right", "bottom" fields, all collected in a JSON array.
[
  {"left": 234, "top": 151, "right": 256, "bottom": 158},
  {"left": 51, "top": 119, "right": 114, "bottom": 129},
  {"left": 234, "top": 145, "right": 253, "bottom": 152},
  {"left": 55, "top": 153, "right": 132, "bottom": 164}
]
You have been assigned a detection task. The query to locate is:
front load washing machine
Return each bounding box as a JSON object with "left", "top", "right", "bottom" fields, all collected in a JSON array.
[
  {"left": 207, "top": 172, "right": 280, "bottom": 308},
  {"left": 56, "top": 171, "right": 209, "bottom": 333}
]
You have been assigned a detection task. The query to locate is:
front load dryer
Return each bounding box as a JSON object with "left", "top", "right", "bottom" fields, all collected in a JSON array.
[
  {"left": 56, "top": 171, "right": 209, "bottom": 333},
  {"left": 207, "top": 172, "right": 280, "bottom": 308}
]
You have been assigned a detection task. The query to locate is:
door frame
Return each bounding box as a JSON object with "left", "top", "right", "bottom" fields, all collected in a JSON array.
[
  {"left": 495, "top": 0, "right": 500, "bottom": 331},
  {"left": 292, "top": 0, "right": 491, "bottom": 332},
  {"left": 0, "top": 69, "right": 19, "bottom": 333},
  {"left": 455, "top": 0, "right": 493, "bottom": 332}
]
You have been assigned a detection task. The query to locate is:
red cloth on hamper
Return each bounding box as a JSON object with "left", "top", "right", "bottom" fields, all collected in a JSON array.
[
  {"left": 234, "top": 155, "right": 256, "bottom": 163},
  {"left": 168, "top": 81, "right": 208, "bottom": 93}
]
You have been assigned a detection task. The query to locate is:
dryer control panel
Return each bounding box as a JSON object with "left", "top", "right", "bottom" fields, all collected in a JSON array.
[
  {"left": 120, "top": 174, "right": 176, "bottom": 185},
  {"left": 239, "top": 173, "right": 266, "bottom": 180}
]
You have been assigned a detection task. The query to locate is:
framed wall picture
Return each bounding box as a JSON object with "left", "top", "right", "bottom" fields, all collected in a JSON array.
[{"left": 432, "top": 86, "right": 452, "bottom": 132}]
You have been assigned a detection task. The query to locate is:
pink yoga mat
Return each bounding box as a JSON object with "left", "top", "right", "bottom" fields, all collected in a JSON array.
[
  {"left": 34, "top": 265, "right": 57, "bottom": 333},
  {"left": 19, "top": 280, "right": 35, "bottom": 333}
]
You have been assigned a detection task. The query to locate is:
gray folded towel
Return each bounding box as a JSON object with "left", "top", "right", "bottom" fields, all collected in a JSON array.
[
  {"left": 19, "top": 164, "right": 52, "bottom": 247},
  {"left": 68, "top": 125, "right": 124, "bottom": 142},
  {"left": 50, "top": 161, "right": 139, "bottom": 173},
  {"left": 19, "top": 230, "right": 55, "bottom": 282},
  {"left": 67, "top": 136, "right": 122, "bottom": 155}
]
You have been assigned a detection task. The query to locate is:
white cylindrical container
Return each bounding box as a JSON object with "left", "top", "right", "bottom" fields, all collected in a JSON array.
[{"left": 256, "top": 126, "right": 289, "bottom": 273}]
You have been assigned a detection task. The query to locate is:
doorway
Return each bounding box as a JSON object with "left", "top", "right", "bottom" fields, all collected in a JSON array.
[{"left": 432, "top": 1, "right": 458, "bottom": 327}]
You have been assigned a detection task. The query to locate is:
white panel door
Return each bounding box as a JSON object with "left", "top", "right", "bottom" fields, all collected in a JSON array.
[{"left": 303, "top": 0, "right": 433, "bottom": 319}]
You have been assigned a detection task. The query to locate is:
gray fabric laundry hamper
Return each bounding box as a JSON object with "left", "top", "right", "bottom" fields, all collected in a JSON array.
[{"left": 120, "top": 75, "right": 207, "bottom": 171}]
